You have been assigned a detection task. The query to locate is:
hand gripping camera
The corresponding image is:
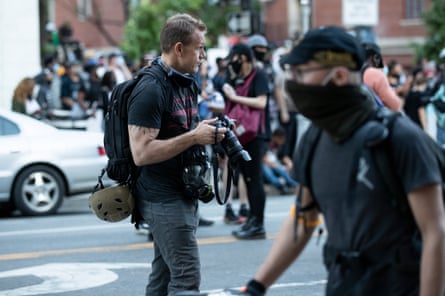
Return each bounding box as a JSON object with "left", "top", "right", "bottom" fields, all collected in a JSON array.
[
  {"left": 213, "top": 115, "right": 252, "bottom": 166},
  {"left": 181, "top": 116, "right": 251, "bottom": 205}
]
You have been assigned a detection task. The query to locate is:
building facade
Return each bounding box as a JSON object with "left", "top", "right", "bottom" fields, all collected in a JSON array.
[
  {"left": 48, "top": 0, "right": 127, "bottom": 58},
  {"left": 312, "top": 0, "right": 431, "bottom": 66},
  {"left": 49, "top": 0, "right": 430, "bottom": 67}
]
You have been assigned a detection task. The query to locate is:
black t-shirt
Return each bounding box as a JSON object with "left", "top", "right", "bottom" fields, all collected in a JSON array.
[
  {"left": 303, "top": 116, "right": 440, "bottom": 249},
  {"left": 403, "top": 88, "right": 429, "bottom": 127},
  {"left": 60, "top": 74, "right": 86, "bottom": 110},
  {"left": 295, "top": 116, "right": 441, "bottom": 292},
  {"left": 127, "top": 63, "right": 200, "bottom": 202}
]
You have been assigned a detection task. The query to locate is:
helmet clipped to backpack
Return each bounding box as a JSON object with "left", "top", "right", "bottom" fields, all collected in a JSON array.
[{"left": 88, "top": 184, "right": 134, "bottom": 222}]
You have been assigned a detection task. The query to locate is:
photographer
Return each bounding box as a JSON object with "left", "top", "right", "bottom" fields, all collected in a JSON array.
[
  {"left": 222, "top": 43, "right": 271, "bottom": 240},
  {"left": 127, "top": 14, "right": 227, "bottom": 296}
]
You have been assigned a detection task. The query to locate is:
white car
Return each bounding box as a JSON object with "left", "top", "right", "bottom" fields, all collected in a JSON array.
[{"left": 0, "top": 109, "right": 111, "bottom": 216}]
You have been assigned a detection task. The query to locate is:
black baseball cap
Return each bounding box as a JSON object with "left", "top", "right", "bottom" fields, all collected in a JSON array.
[
  {"left": 280, "top": 26, "right": 365, "bottom": 70},
  {"left": 362, "top": 42, "right": 381, "bottom": 56},
  {"left": 362, "top": 42, "right": 384, "bottom": 68},
  {"left": 225, "top": 42, "right": 254, "bottom": 62}
]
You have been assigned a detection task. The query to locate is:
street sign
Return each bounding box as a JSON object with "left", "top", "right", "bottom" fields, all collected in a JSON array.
[
  {"left": 227, "top": 11, "right": 252, "bottom": 35},
  {"left": 342, "top": 0, "right": 378, "bottom": 26}
]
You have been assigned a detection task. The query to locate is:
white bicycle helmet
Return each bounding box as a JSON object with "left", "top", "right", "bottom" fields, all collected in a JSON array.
[
  {"left": 247, "top": 34, "right": 268, "bottom": 48},
  {"left": 89, "top": 185, "right": 134, "bottom": 222}
]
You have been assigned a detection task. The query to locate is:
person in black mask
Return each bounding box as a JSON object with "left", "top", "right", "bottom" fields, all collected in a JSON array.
[
  {"left": 222, "top": 42, "right": 272, "bottom": 240},
  {"left": 238, "top": 26, "right": 445, "bottom": 296},
  {"left": 247, "top": 34, "right": 278, "bottom": 137},
  {"left": 247, "top": 34, "right": 269, "bottom": 65}
]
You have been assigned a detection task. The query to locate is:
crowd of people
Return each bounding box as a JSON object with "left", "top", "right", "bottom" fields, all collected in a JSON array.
[
  {"left": 10, "top": 49, "right": 152, "bottom": 127},
  {"left": 10, "top": 12, "right": 445, "bottom": 295}
]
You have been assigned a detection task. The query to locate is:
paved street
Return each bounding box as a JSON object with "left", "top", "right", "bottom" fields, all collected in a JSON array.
[{"left": 0, "top": 193, "right": 327, "bottom": 295}]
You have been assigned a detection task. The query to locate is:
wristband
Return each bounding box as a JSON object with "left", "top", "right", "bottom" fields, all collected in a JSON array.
[
  {"left": 241, "top": 279, "right": 266, "bottom": 296},
  {"left": 290, "top": 205, "right": 322, "bottom": 227}
]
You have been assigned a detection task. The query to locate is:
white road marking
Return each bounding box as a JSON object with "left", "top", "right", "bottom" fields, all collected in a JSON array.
[
  {"left": 199, "top": 280, "right": 327, "bottom": 294},
  {"left": 0, "top": 262, "right": 325, "bottom": 295},
  {"left": 0, "top": 223, "right": 130, "bottom": 237},
  {"left": 0, "top": 262, "right": 148, "bottom": 295},
  {"left": 0, "top": 212, "right": 289, "bottom": 238}
]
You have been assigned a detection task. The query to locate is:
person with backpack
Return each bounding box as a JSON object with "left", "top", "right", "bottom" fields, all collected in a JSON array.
[
  {"left": 126, "top": 14, "right": 227, "bottom": 296},
  {"left": 239, "top": 26, "right": 445, "bottom": 296},
  {"left": 222, "top": 42, "right": 272, "bottom": 240},
  {"left": 361, "top": 42, "right": 403, "bottom": 111}
]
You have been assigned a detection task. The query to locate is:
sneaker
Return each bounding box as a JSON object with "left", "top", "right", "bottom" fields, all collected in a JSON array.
[
  {"left": 224, "top": 207, "right": 241, "bottom": 225},
  {"left": 232, "top": 216, "right": 266, "bottom": 240},
  {"left": 135, "top": 221, "right": 150, "bottom": 235},
  {"left": 198, "top": 217, "right": 214, "bottom": 227}
]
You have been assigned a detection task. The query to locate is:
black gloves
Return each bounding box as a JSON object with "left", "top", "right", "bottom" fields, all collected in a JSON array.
[{"left": 240, "top": 279, "right": 266, "bottom": 296}]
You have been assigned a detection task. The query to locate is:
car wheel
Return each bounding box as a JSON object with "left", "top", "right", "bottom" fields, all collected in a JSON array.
[{"left": 12, "top": 165, "right": 65, "bottom": 216}]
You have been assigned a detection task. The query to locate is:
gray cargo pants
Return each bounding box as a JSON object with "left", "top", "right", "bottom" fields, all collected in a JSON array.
[{"left": 138, "top": 197, "right": 200, "bottom": 296}]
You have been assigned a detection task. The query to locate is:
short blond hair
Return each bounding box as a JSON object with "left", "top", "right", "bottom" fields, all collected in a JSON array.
[{"left": 160, "top": 13, "right": 207, "bottom": 53}]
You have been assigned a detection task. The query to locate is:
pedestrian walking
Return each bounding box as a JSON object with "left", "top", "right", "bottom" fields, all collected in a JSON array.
[{"left": 240, "top": 26, "right": 445, "bottom": 296}]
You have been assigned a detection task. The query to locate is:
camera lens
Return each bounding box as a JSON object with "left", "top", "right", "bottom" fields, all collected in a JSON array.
[
  {"left": 198, "top": 185, "right": 214, "bottom": 203},
  {"left": 213, "top": 116, "right": 252, "bottom": 166}
]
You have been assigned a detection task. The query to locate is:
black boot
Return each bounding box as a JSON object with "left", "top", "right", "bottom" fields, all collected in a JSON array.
[{"left": 232, "top": 216, "right": 266, "bottom": 240}]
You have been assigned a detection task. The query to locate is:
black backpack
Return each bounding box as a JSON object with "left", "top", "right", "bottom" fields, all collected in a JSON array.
[
  {"left": 103, "top": 69, "right": 145, "bottom": 185},
  {"left": 97, "top": 65, "right": 168, "bottom": 187},
  {"left": 296, "top": 109, "right": 445, "bottom": 295},
  {"left": 296, "top": 108, "right": 445, "bottom": 218}
]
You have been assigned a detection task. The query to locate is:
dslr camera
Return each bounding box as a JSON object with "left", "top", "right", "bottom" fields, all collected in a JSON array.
[
  {"left": 181, "top": 145, "right": 214, "bottom": 203},
  {"left": 213, "top": 115, "right": 252, "bottom": 166}
]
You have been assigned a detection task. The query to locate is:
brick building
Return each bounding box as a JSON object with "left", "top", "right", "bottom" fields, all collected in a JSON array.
[
  {"left": 49, "top": 0, "right": 127, "bottom": 58},
  {"left": 262, "top": 0, "right": 431, "bottom": 67},
  {"left": 49, "top": 0, "right": 430, "bottom": 67}
]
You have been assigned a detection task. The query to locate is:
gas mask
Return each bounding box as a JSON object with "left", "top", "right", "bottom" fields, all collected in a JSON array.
[{"left": 181, "top": 145, "right": 214, "bottom": 203}]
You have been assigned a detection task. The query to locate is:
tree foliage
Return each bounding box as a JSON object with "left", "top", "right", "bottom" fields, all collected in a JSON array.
[
  {"left": 121, "top": 0, "right": 238, "bottom": 61},
  {"left": 420, "top": 0, "right": 445, "bottom": 61}
]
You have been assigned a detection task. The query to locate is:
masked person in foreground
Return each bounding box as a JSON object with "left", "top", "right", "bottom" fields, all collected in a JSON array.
[{"left": 240, "top": 26, "right": 445, "bottom": 296}]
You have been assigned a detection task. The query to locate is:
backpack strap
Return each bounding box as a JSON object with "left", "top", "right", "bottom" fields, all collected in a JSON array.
[
  {"left": 367, "top": 109, "right": 408, "bottom": 211},
  {"left": 371, "top": 109, "right": 445, "bottom": 212},
  {"left": 293, "top": 123, "right": 322, "bottom": 240}
]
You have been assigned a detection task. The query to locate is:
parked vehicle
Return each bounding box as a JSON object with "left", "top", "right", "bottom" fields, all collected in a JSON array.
[{"left": 0, "top": 109, "right": 112, "bottom": 216}]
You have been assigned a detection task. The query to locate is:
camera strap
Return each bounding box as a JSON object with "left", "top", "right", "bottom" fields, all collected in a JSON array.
[
  {"left": 212, "top": 151, "right": 233, "bottom": 205},
  {"left": 212, "top": 127, "right": 232, "bottom": 205}
]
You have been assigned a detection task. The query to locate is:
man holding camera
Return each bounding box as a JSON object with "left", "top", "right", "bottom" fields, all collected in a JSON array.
[{"left": 127, "top": 13, "right": 227, "bottom": 296}]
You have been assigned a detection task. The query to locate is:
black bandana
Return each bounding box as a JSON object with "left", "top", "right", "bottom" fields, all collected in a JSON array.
[{"left": 285, "top": 81, "right": 377, "bottom": 143}]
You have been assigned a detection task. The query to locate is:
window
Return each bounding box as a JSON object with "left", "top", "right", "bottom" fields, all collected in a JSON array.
[
  {"left": 0, "top": 117, "right": 20, "bottom": 136},
  {"left": 77, "top": 0, "right": 93, "bottom": 21},
  {"left": 405, "top": 0, "right": 425, "bottom": 19}
]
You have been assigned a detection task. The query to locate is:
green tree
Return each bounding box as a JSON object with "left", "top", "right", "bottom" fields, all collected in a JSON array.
[
  {"left": 420, "top": 0, "right": 445, "bottom": 61},
  {"left": 121, "top": 0, "right": 238, "bottom": 61}
]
